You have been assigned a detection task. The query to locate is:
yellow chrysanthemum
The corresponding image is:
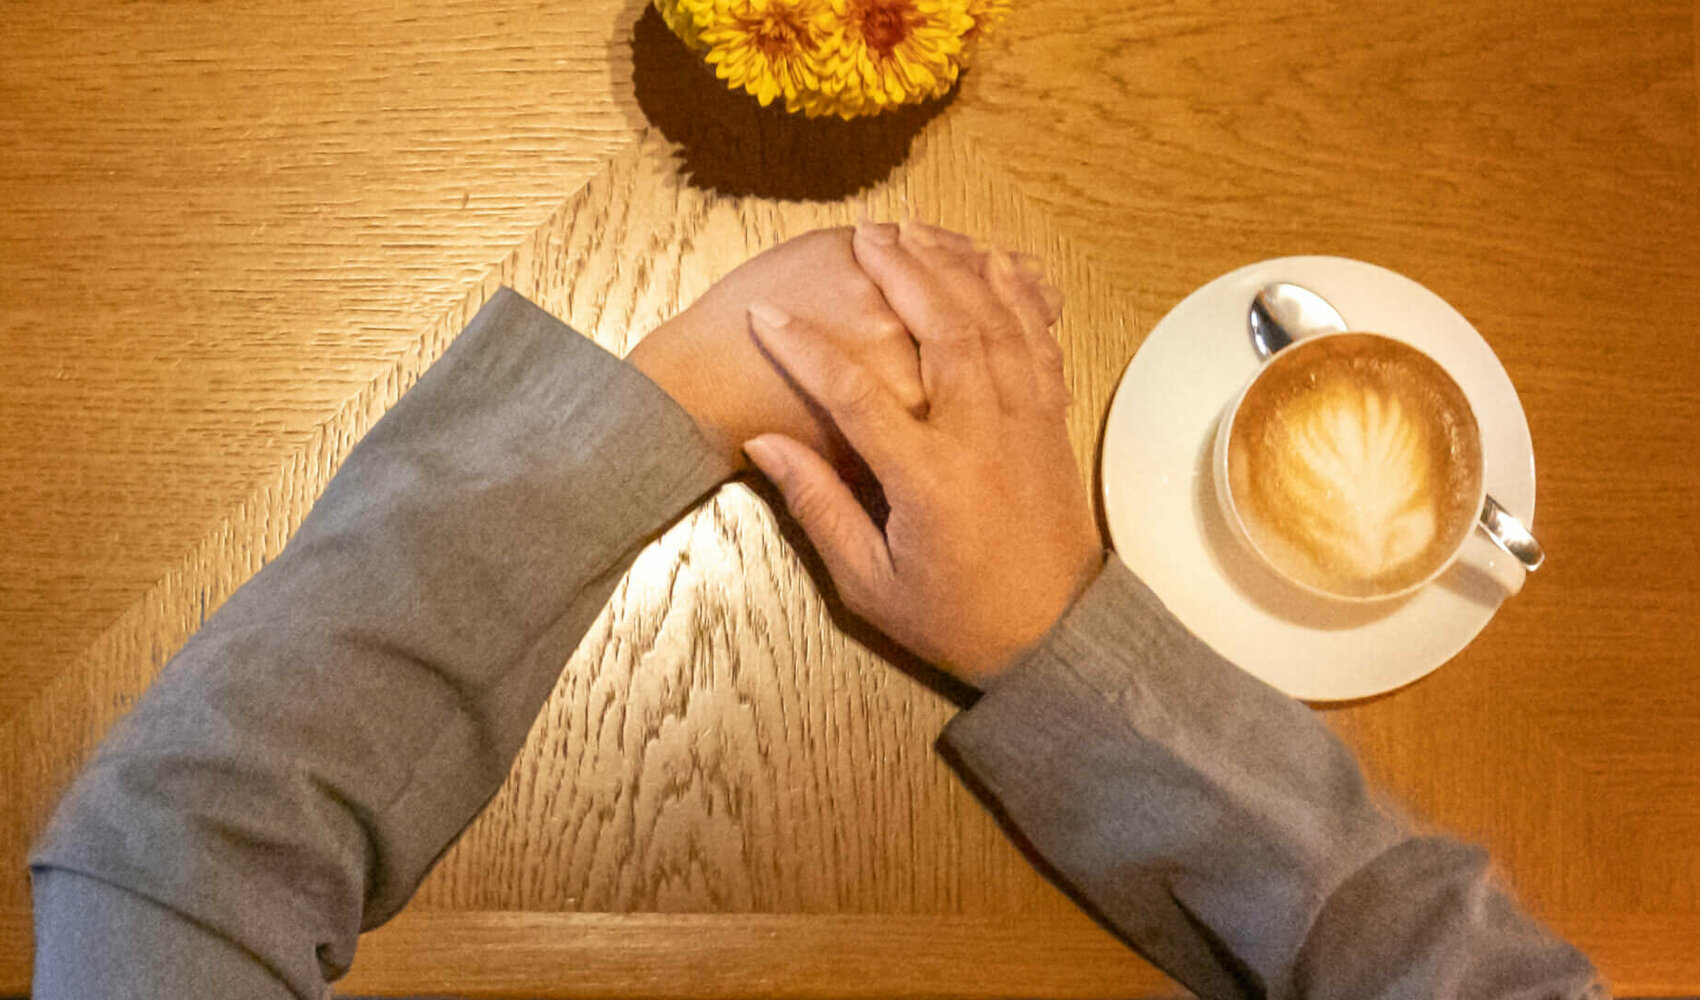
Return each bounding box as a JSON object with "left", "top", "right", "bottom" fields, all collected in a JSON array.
[
  {"left": 699, "top": 0, "right": 839, "bottom": 112},
  {"left": 653, "top": 0, "right": 715, "bottom": 52},
  {"left": 817, "top": 0, "right": 973, "bottom": 117},
  {"left": 959, "top": 0, "right": 1011, "bottom": 62},
  {"left": 657, "top": 0, "right": 1000, "bottom": 118}
]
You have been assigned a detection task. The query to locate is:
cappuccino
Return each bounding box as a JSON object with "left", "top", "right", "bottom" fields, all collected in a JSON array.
[{"left": 1225, "top": 334, "right": 1483, "bottom": 599}]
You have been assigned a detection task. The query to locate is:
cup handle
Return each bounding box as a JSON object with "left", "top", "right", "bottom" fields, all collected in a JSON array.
[{"left": 1458, "top": 496, "right": 1543, "bottom": 598}]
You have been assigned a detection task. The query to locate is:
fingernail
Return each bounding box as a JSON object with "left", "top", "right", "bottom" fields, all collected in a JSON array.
[
  {"left": 856, "top": 219, "right": 899, "bottom": 246},
  {"left": 748, "top": 301, "right": 791, "bottom": 331},
  {"left": 743, "top": 436, "right": 784, "bottom": 476},
  {"left": 899, "top": 218, "right": 938, "bottom": 247},
  {"left": 1040, "top": 284, "right": 1065, "bottom": 315},
  {"left": 988, "top": 248, "right": 1018, "bottom": 280},
  {"left": 1014, "top": 252, "right": 1046, "bottom": 281}
]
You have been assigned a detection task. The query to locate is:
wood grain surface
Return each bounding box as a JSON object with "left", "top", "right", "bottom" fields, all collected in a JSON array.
[{"left": 3, "top": 0, "right": 1699, "bottom": 995}]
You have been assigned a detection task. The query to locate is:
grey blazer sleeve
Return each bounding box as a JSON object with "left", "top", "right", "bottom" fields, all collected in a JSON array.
[
  {"left": 29, "top": 288, "right": 734, "bottom": 999},
  {"left": 939, "top": 555, "right": 1606, "bottom": 1000}
]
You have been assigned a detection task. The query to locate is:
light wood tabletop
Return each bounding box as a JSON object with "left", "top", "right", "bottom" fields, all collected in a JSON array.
[{"left": 3, "top": 0, "right": 1699, "bottom": 995}]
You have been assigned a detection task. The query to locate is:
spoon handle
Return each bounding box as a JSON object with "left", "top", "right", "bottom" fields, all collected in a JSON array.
[{"left": 1479, "top": 495, "right": 1545, "bottom": 571}]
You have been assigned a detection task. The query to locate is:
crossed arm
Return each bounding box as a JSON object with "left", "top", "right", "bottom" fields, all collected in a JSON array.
[{"left": 31, "top": 223, "right": 1603, "bottom": 999}]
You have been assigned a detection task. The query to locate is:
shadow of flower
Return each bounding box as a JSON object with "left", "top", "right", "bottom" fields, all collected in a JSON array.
[{"left": 629, "top": 5, "right": 957, "bottom": 201}]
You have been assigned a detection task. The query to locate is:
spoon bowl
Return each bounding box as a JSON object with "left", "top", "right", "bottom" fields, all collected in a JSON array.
[{"left": 1248, "top": 282, "right": 1347, "bottom": 361}]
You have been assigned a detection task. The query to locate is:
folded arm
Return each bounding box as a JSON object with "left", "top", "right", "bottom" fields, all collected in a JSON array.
[
  {"left": 29, "top": 227, "right": 974, "bottom": 997},
  {"left": 31, "top": 288, "right": 734, "bottom": 997}
]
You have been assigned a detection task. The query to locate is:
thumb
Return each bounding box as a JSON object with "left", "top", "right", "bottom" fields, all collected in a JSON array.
[{"left": 744, "top": 433, "right": 892, "bottom": 614}]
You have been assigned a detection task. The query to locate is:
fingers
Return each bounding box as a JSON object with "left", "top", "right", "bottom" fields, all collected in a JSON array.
[
  {"left": 986, "top": 248, "right": 1068, "bottom": 411},
  {"left": 853, "top": 219, "right": 1068, "bottom": 417},
  {"left": 853, "top": 220, "right": 995, "bottom": 417},
  {"left": 745, "top": 433, "right": 894, "bottom": 617},
  {"left": 851, "top": 221, "right": 967, "bottom": 338},
  {"left": 862, "top": 219, "right": 1040, "bottom": 413},
  {"left": 1007, "top": 255, "right": 1064, "bottom": 326},
  {"left": 858, "top": 219, "right": 1057, "bottom": 319},
  {"left": 1039, "top": 284, "right": 1064, "bottom": 323},
  {"left": 955, "top": 246, "right": 1045, "bottom": 409},
  {"left": 747, "top": 302, "right": 922, "bottom": 480},
  {"left": 1012, "top": 251, "right": 1046, "bottom": 283},
  {"left": 860, "top": 309, "right": 931, "bottom": 417},
  {"left": 899, "top": 219, "right": 979, "bottom": 259},
  {"left": 923, "top": 238, "right": 1037, "bottom": 412}
]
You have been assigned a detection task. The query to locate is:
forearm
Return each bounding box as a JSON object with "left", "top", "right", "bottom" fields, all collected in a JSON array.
[
  {"left": 940, "top": 555, "right": 1602, "bottom": 1000},
  {"left": 30, "top": 288, "right": 733, "bottom": 998}
]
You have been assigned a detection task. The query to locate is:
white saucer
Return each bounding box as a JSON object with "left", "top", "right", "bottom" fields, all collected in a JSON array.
[{"left": 1100, "top": 256, "right": 1537, "bottom": 702}]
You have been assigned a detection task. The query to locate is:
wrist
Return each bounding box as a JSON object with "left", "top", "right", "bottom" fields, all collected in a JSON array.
[
  {"left": 627, "top": 315, "right": 750, "bottom": 469},
  {"left": 979, "top": 547, "right": 1110, "bottom": 689}
]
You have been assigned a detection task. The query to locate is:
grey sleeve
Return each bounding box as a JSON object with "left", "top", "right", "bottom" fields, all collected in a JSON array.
[
  {"left": 939, "top": 555, "right": 1606, "bottom": 1000},
  {"left": 29, "top": 288, "right": 734, "bottom": 999}
]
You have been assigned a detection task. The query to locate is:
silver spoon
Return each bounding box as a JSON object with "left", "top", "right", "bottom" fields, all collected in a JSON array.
[
  {"left": 1246, "top": 282, "right": 1545, "bottom": 572},
  {"left": 1249, "top": 282, "right": 1346, "bottom": 360}
]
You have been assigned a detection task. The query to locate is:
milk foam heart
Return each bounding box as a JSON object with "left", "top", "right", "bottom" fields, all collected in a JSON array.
[{"left": 1227, "top": 335, "right": 1483, "bottom": 599}]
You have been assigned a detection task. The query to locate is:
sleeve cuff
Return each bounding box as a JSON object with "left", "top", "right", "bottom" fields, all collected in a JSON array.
[{"left": 939, "top": 554, "right": 1404, "bottom": 996}]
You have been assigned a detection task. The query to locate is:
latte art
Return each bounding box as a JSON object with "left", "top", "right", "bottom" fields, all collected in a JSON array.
[
  {"left": 1271, "top": 384, "right": 1439, "bottom": 577},
  {"left": 1227, "top": 335, "right": 1483, "bottom": 599}
]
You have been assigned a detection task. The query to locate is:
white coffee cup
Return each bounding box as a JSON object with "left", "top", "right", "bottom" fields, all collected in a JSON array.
[{"left": 1212, "top": 330, "right": 1537, "bottom": 603}]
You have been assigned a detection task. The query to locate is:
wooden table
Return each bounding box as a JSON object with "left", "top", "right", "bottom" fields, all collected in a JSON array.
[{"left": 3, "top": 0, "right": 1698, "bottom": 995}]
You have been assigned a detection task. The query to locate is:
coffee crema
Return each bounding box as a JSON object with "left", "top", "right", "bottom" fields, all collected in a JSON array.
[{"left": 1226, "top": 334, "right": 1483, "bottom": 599}]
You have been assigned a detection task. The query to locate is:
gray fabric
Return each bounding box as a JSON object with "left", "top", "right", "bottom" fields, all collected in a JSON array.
[
  {"left": 30, "top": 287, "right": 1602, "bottom": 999},
  {"left": 33, "top": 869, "right": 294, "bottom": 999},
  {"left": 941, "top": 557, "right": 1604, "bottom": 999},
  {"left": 29, "top": 288, "right": 732, "bottom": 998}
]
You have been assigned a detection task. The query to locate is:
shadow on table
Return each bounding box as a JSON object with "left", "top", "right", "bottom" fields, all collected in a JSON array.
[{"left": 629, "top": 5, "right": 956, "bottom": 202}]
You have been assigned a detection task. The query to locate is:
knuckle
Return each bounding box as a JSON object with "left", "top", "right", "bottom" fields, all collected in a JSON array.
[
  {"left": 825, "top": 365, "right": 881, "bottom": 412},
  {"left": 872, "top": 314, "right": 909, "bottom": 342},
  {"left": 894, "top": 378, "right": 929, "bottom": 415}
]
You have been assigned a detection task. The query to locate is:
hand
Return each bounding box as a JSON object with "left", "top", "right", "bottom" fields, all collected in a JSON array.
[
  {"left": 628, "top": 226, "right": 1056, "bottom": 475},
  {"left": 742, "top": 220, "right": 1103, "bottom": 686},
  {"left": 627, "top": 228, "right": 922, "bottom": 472}
]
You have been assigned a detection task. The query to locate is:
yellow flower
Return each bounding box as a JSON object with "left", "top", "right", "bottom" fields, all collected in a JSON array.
[
  {"left": 960, "top": 0, "right": 1012, "bottom": 61},
  {"left": 653, "top": 0, "right": 715, "bottom": 52},
  {"left": 658, "top": 0, "right": 999, "bottom": 118},
  {"left": 819, "top": 0, "right": 973, "bottom": 117},
  {"left": 699, "top": 0, "right": 839, "bottom": 112}
]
